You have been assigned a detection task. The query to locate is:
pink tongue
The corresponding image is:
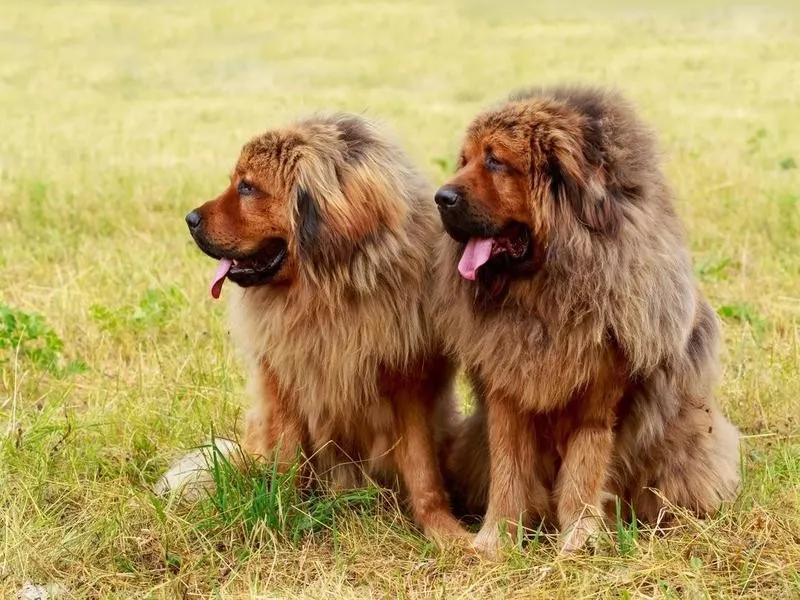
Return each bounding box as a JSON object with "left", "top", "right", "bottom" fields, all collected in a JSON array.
[
  {"left": 209, "top": 258, "right": 233, "bottom": 300},
  {"left": 457, "top": 238, "right": 493, "bottom": 281}
]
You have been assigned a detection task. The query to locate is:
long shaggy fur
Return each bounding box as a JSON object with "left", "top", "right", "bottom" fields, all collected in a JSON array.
[
  {"left": 160, "top": 113, "right": 467, "bottom": 542},
  {"left": 436, "top": 86, "right": 740, "bottom": 554}
]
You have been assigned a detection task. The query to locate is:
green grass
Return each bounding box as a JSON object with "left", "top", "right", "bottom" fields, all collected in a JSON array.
[
  {"left": 190, "top": 440, "right": 379, "bottom": 544},
  {"left": 1, "top": 0, "right": 799, "bottom": 597}
]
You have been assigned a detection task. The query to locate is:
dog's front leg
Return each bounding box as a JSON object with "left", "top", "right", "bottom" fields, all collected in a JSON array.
[
  {"left": 243, "top": 362, "right": 308, "bottom": 473},
  {"left": 392, "top": 389, "right": 471, "bottom": 546},
  {"left": 555, "top": 362, "right": 626, "bottom": 553},
  {"left": 472, "top": 391, "right": 542, "bottom": 558},
  {"left": 554, "top": 422, "right": 615, "bottom": 553}
]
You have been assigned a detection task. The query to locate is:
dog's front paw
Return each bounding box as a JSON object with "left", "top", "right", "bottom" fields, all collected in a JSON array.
[
  {"left": 559, "top": 516, "right": 602, "bottom": 555},
  {"left": 423, "top": 512, "right": 475, "bottom": 550},
  {"left": 472, "top": 522, "right": 506, "bottom": 560},
  {"left": 153, "top": 438, "right": 240, "bottom": 501}
]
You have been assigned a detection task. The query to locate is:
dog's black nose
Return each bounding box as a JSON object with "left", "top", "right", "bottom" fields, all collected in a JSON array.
[
  {"left": 185, "top": 210, "right": 202, "bottom": 229},
  {"left": 434, "top": 186, "right": 461, "bottom": 209}
]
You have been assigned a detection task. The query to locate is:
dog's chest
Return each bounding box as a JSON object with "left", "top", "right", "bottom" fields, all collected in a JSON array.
[
  {"left": 231, "top": 290, "right": 423, "bottom": 412},
  {"left": 450, "top": 296, "right": 604, "bottom": 411}
]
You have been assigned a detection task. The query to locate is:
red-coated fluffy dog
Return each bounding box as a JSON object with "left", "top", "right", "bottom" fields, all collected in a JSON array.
[{"left": 436, "top": 86, "right": 740, "bottom": 555}]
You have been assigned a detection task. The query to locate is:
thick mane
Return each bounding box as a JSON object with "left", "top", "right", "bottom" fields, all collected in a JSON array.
[
  {"left": 287, "top": 114, "right": 433, "bottom": 302},
  {"left": 534, "top": 88, "right": 696, "bottom": 373},
  {"left": 434, "top": 88, "right": 698, "bottom": 408},
  {"left": 230, "top": 114, "right": 440, "bottom": 409}
]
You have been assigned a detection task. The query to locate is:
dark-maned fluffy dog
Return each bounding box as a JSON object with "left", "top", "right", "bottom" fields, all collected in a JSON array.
[
  {"left": 434, "top": 86, "right": 740, "bottom": 555},
  {"left": 161, "top": 113, "right": 468, "bottom": 543}
]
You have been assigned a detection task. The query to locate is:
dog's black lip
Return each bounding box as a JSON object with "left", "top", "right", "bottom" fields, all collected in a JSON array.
[
  {"left": 444, "top": 221, "right": 531, "bottom": 259},
  {"left": 441, "top": 217, "right": 504, "bottom": 244},
  {"left": 226, "top": 240, "right": 288, "bottom": 287},
  {"left": 230, "top": 243, "right": 287, "bottom": 276},
  {"left": 442, "top": 222, "right": 474, "bottom": 244},
  {"left": 190, "top": 229, "right": 288, "bottom": 285},
  {"left": 189, "top": 229, "right": 280, "bottom": 262},
  {"left": 189, "top": 230, "right": 236, "bottom": 262}
]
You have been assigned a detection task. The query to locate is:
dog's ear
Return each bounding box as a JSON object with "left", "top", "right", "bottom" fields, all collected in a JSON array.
[
  {"left": 545, "top": 125, "right": 621, "bottom": 237},
  {"left": 293, "top": 152, "right": 372, "bottom": 264},
  {"left": 295, "top": 184, "right": 323, "bottom": 259},
  {"left": 292, "top": 153, "right": 343, "bottom": 262}
]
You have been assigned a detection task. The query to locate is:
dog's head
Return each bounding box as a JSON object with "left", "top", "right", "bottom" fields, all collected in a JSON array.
[
  {"left": 436, "top": 87, "right": 629, "bottom": 285},
  {"left": 186, "top": 114, "right": 407, "bottom": 299}
]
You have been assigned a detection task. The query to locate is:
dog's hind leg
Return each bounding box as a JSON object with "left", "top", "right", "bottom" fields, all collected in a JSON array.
[
  {"left": 441, "top": 407, "right": 490, "bottom": 522},
  {"left": 649, "top": 398, "right": 740, "bottom": 519}
]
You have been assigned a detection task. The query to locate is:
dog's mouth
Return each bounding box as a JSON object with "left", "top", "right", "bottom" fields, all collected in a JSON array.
[
  {"left": 209, "top": 239, "right": 288, "bottom": 299},
  {"left": 456, "top": 223, "right": 531, "bottom": 281}
]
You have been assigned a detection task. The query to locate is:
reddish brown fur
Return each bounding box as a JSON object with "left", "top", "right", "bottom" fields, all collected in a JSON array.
[
  {"left": 174, "top": 114, "right": 468, "bottom": 543},
  {"left": 436, "top": 86, "right": 740, "bottom": 555}
]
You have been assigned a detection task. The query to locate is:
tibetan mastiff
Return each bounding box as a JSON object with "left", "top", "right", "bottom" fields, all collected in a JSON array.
[
  {"left": 161, "top": 113, "right": 468, "bottom": 543},
  {"left": 435, "top": 86, "right": 740, "bottom": 555}
]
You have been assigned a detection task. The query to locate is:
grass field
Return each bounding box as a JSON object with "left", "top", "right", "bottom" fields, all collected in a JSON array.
[{"left": 2, "top": 1, "right": 800, "bottom": 598}]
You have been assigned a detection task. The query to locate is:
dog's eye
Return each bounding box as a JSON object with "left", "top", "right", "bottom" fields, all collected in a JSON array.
[
  {"left": 485, "top": 154, "right": 505, "bottom": 172},
  {"left": 237, "top": 180, "right": 256, "bottom": 196},
  {"left": 237, "top": 180, "right": 254, "bottom": 196}
]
